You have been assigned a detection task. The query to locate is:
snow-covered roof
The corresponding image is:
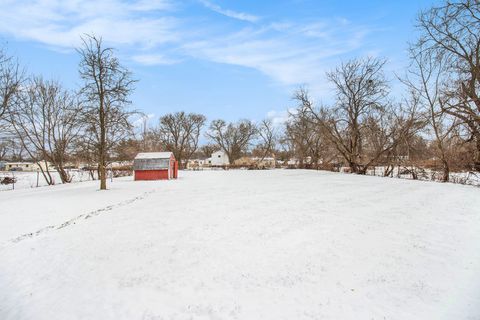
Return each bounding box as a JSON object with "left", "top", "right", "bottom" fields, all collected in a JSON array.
[{"left": 134, "top": 152, "right": 173, "bottom": 160}]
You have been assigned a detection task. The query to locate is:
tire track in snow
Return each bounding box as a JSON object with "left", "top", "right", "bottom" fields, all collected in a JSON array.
[{"left": 4, "top": 189, "right": 157, "bottom": 246}]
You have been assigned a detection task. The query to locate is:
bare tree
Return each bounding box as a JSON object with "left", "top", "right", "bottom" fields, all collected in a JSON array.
[
  {"left": 283, "top": 102, "right": 328, "bottom": 169},
  {"left": 9, "top": 77, "right": 83, "bottom": 184},
  {"left": 255, "top": 119, "right": 277, "bottom": 162},
  {"left": 1, "top": 47, "right": 23, "bottom": 158},
  {"left": 155, "top": 112, "right": 206, "bottom": 168},
  {"left": 362, "top": 97, "right": 422, "bottom": 174},
  {"left": 0, "top": 140, "right": 8, "bottom": 160},
  {"left": 298, "top": 59, "right": 421, "bottom": 174},
  {"left": 417, "top": 0, "right": 480, "bottom": 171},
  {"left": 114, "top": 137, "right": 142, "bottom": 162},
  {"left": 200, "top": 143, "right": 218, "bottom": 159},
  {"left": 8, "top": 136, "right": 25, "bottom": 161},
  {"left": 323, "top": 58, "right": 390, "bottom": 173},
  {"left": 0, "top": 48, "right": 22, "bottom": 124},
  {"left": 77, "top": 34, "right": 136, "bottom": 189},
  {"left": 207, "top": 119, "right": 257, "bottom": 164},
  {"left": 405, "top": 44, "right": 459, "bottom": 181}
]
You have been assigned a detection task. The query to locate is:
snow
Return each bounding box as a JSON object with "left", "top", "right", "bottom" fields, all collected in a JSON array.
[
  {"left": 0, "top": 170, "right": 98, "bottom": 191},
  {"left": 135, "top": 152, "right": 173, "bottom": 159},
  {"left": 1, "top": 170, "right": 479, "bottom": 320},
  {"left": 362, "top": 166, "right": 480, "bottom": 186}
]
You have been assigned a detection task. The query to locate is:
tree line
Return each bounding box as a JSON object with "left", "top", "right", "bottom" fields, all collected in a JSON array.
[
  {"left": 0, "top": 34, "right": 277, "bottom": 189},
  {"left": 1, "top": 0, "right": 479, "bottom": 188},
  {"left": 282, "top": 0, "right": 480, "bottom": 182},
  {"left": 0, "top": 35, "right": 136, "bottom": 190}
]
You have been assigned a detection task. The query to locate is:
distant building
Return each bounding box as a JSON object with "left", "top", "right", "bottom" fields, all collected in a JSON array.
[
  {"left": 211, "top": 150, "right": 229, "bottom": 166},
  {"left": 287, "top": 156, "right": 313, "bottom": 167},
  {"left": 287, "top": 158, "right": 299, "bottom": 166},
  {"left": 133, "top": 152, "right": 178, "bottom": 180},
  {"left": 186, "top": 159, "right": 209, "bottom": 170},
  {"left": 4, "top": 161, "right": 55, "bottom": 172}
]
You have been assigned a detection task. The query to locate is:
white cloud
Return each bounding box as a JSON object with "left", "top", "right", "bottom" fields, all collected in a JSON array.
[
  {"left": 131, "top": 54, "right": 180, "bottom": 65},
  {"left": 129, "top": 0, "right": 173, "bottom": 11},
  {"left": 0, "top": 0, "right": 375, "bottom": 97},
  {"left": 0, "top": 0, "right": 178, "bottom": 49},
  {"left": 182, "top": 21, "right": 370, "bottom": 96},
  {"left": 266, "top": 109, "right": 291, "bottom": 126},
  {"left": 199, "top": 0, "right": 260, "bottom": 23}
]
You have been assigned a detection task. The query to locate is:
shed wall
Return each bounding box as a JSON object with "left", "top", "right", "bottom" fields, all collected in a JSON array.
[{"left": 134, "top": 170, "right": 169, "bottom": 180}]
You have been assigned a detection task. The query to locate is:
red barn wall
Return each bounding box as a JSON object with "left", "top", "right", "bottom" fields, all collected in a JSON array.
[{"left": 134, "top": 170, "right": 169, "bottom": 181}]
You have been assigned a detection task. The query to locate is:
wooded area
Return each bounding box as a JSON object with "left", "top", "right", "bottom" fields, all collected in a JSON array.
[{"left": 1, "top": 1, "right": 479, "bottom": 187}]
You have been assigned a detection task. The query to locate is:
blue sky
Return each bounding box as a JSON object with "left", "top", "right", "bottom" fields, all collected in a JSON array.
[{"left": 0, "top": 0, "right": 439, "bottom": 126}]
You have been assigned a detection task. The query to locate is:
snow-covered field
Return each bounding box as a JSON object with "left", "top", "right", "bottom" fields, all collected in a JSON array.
[
  {"left": 0, "top": 170, "right": 98, "bottom": 191},
  {"left": 1, "top": 170, "right": 479, "bottom": 320},
  {"left": 363, "top": 166, "right": 480, "bottom": 186}
]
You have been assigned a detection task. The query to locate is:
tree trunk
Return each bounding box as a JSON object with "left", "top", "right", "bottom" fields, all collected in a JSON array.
[
  {"left": 411, "top": 168, "right": 418, "bottom": 180},
  {"left": 99, "top": 161, "right": 106, "bottom": 190},
  {"left": 177, "top": 156, "right": 184, "bottom": 170},
  {"left": 57, "top": 165, "right": 71, "bottom": 184},
  {"left": 99, "top": 93, "right": 107, "bottom": 190},
  {"left": 357, "top": 167, "right": 367, "bottom": 175},
  {"left": 384, "top": 164, "right": 393, "bottom": 177},
  {"left": 349, "top": 160, "right": 359, "bottom": 174},
  {"left": 440, "top": 159, "right": 449, "bottom": 182},
  {"left": 89, "top": 169, "right": 95, "bottom": 180},
  {"left": 299, "top": 158, "right": 304, "bottom": 169},
  {"left": 38, "top": 162, "right": 54, "bottom": 185},
  {"left": 53, "top": 156, "right": 72, "bottom": 183}
]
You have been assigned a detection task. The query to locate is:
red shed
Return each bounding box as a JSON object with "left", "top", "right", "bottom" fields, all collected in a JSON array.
[{"left": 134, "top": 152, "right": 178, "bottom": 181}]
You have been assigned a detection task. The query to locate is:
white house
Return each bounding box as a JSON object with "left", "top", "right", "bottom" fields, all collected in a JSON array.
[{"left": 211, "top": 150, "right": 229, "bottom": 166}]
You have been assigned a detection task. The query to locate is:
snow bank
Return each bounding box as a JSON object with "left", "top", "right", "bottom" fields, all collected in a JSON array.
[{"left": 1, "top": 170, "right": 479, "bottom": 319}]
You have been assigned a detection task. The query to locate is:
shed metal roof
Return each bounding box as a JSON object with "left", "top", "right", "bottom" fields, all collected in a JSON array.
[{"left": 134, "top": 152, "right": 173, "bottom": 160}]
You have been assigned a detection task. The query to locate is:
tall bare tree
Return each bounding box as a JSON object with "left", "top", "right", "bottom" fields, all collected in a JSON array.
[
  {"left": 77, "top": 35, "right": 136, "bottom": 189},
  {"left": 155, "top": 112, "right": 206, "bottom": 168},
  {"left": 207, "top": 119, "right": 257, "bottom": 164},
  {"left": 417, "top": 0, "right": 480, "bottom": 171},
  {"left": 405, "top": 44, "right": 458, "bottom": 181},
  {"left": 9, "top": 77, "right": 83, "bottom": 184},
  {"left": 323, "top": 58, "right": 390, "bottom": 173}
]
